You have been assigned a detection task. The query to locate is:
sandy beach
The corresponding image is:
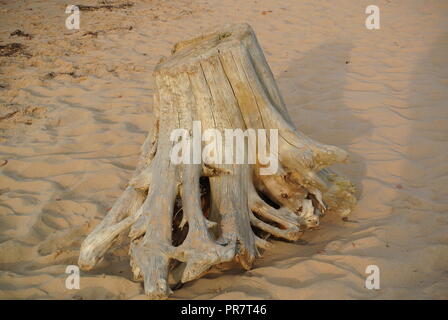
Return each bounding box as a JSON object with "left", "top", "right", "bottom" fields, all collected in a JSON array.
[{"left": 0, "top": 0, "right": 447, "bottom": 299}]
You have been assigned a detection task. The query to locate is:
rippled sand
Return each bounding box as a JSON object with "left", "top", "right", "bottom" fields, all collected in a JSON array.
[{"left": 1, "top": 0, "right": 447, "bottom": 299}]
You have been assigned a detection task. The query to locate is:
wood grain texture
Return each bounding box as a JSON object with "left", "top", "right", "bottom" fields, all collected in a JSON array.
[{"left": 78, "top": 23, "right": 356, "bottom": 299}]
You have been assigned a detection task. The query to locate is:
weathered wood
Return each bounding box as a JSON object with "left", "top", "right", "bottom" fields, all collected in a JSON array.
[{"left": 78, "top": 23, "right": 356, "bottom": 299}]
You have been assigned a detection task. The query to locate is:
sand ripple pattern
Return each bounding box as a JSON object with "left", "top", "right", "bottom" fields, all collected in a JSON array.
[{"left": 0, "top": 0, "right": 447, "bottom": 299}]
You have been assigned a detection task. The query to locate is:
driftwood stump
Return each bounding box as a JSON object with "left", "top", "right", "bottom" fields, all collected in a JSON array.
[{"left": 78, "top": 23, "right": 356, "bottom": 299}]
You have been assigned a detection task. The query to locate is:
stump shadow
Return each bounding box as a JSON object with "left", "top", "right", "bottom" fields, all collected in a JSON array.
[
  {"left": 248, "top": 41, "right": 374, "bottom": 267},
  {"left": 276, "top": 41, "right": 372, "bottom": 200},
  {"left": 390, "top": 33, "right": 448, "bottom": 237}
]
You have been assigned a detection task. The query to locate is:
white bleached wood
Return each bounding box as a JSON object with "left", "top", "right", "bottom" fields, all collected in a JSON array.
[{"left": 79, "top": 23, "right": 356, "bottom": 299}]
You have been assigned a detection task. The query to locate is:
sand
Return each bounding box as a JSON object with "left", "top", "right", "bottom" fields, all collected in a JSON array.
[{"left": 0, "top": 0, "right": 447, "bottom": 299}]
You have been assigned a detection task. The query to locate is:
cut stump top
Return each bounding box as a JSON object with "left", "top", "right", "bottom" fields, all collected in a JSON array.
[{"left": 154, "top": 23, "right": 255, "bottom": 75}]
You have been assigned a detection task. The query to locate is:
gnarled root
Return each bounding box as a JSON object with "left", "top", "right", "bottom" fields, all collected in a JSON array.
[{"left": 78, "top": 23, "right": 356, "bottom": 299}]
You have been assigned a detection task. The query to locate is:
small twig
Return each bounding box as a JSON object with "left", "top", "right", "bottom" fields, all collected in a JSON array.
[
  {"left": 10, "top": 29, "right": 33, "bottom": 40},
  {"left": 0, "top": 111, "right": 18, "bottom": 121},
  {"left": 77, "top": 3, "right": 133, "bottom": 11}
]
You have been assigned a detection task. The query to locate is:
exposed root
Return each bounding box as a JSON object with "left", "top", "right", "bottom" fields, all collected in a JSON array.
[{"left": 78, "top": 23, "right": 356, "bottom": 299}]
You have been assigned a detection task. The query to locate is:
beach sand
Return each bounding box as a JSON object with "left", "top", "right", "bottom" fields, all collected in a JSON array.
[{"left": 0, "top": 0, "right": 447, "bottom": 299}]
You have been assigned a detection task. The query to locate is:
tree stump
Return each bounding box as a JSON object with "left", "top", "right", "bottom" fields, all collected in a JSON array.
[{"left": 78, "top": 23, "right": 356, "bottom": 299}]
